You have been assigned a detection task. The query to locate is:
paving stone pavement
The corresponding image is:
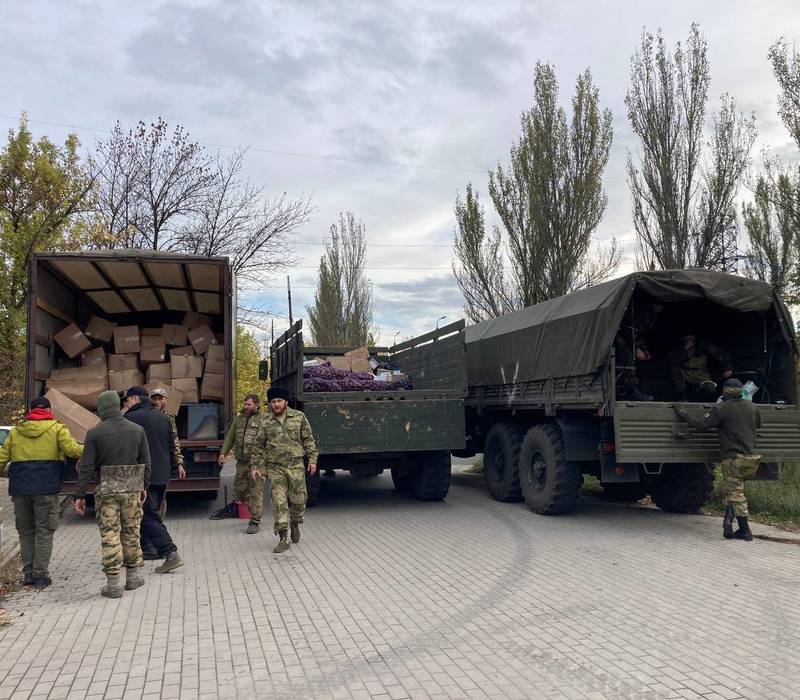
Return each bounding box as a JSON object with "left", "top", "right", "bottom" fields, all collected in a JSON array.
[{"left": 0, "top": 465, "right": 798, "bottom": 700}]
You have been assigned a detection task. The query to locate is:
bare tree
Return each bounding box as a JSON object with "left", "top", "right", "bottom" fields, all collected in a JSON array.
[
  {"left": 626, "top": 24, "right": 757, "bottom": 271},
  {"left": 306, "top": 212, "right": 376, "bottom": 346},
  {"left": 177, "top": 148, "right": 312, "bottom": 282},
  {"left": 453, "top": 62, "right": 618, "bottom": 322},
  {"left": 769, "top": 37, "right": 800, "bottom": 149},
  {"left": 93, "top": 118, "right": 216, "bottom": 250}
]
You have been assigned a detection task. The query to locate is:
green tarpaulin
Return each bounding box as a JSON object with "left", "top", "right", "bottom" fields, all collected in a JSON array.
[{"left": 464, "top": 270, "right": 796, "bottom": 386}]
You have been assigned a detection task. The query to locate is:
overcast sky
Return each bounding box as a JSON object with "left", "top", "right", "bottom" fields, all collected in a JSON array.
[{"left": 3, "top": 0, "right": 799, "bottom": 344}]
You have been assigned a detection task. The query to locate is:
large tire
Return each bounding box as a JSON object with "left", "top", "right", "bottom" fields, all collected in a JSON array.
[
  {"left": 601, "top": 482, "right": 649, "bottom": 502},
  {"left": 306, "top": 469, "right": 321, "bottom": 507},
  {"left": 518, "top": 424, "right": 582, "bottom": 515},
  {"left": 650, "top": 463, "right": 714, "bottom": 513},
  {"left": 483, "top": 423, "right": 525, "bottom": 502},
  {"left": 412, "top": 451, "right": 451, "bottom": 501}
]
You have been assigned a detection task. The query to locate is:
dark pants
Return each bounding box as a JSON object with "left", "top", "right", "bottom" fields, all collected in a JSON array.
[
  {"left": 139, "top": 485, "right": 177, "bottom": 557},
  {"left": 13, "top": 494, "right": 59, "bottom": 579}
]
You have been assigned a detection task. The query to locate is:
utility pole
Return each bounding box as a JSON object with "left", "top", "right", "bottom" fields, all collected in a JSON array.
[
  {"left": 270, "top": 319, "right": 274, "bottom": 347},
  {"left": 287, "top": 275, "right": 293, "bottom": 326}
]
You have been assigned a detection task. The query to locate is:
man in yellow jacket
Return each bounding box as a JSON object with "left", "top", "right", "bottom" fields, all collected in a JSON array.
[{"left": 0, "top": 397, "right": 83, "bottom": 588}]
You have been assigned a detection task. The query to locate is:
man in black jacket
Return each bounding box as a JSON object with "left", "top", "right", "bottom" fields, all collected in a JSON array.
[{"left": 123, "top": 386, "right": 184, "bottom": 573}]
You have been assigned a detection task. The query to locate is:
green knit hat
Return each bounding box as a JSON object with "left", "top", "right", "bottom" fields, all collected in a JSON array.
[{"left": 96, "top": 390, "right": 121, "bottom": 418}]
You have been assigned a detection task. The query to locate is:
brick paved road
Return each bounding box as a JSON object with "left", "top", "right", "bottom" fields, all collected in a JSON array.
[{"left": 0, "top": 465, "right": 798, "bottom": 700}]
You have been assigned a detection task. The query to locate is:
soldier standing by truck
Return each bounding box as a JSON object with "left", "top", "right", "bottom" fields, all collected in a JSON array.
[
  {"left": 211, "top": 394, "right": 264, "bottom": 533},
  {"left": 674, "top": 378, "right": 761, "bottom": 541},
  {"left": 251, "top": 387, "right": 318, "bottom": 553},
  {"left": 74, "top": 390, "right": 149, "bottom": 598}
]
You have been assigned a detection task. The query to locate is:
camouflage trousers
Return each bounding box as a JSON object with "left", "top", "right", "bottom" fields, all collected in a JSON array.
[
  {"left": 267, "top": 464, "right": 306, "bottom": 534},
  {"left": 233, "top": 460, "right": 265, "bottom": 523},
  {"left": 95, "top": 492, "right": 143, "bottom": 574},
  {"left": 720, "top": 455, "right": 760, "bottom": 517}
]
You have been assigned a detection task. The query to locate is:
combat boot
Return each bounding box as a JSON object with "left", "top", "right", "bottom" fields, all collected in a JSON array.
[
  {"left": 274, "top": 531, "right": 290, "bottom": 553},
  {"left": 290, "top": 521, "right": 301, "bottom": 543},
  {"left": 246, "top": 521, "right": 259, "bottom": 534},
  {"left": 209, "top": 501, "right": 237, "bottom": 520},
  {"left": 101, "top": 572, "right": 124, "bottom": 598},
  {"left": 155, "top": 552, "right": 184, "bottom": 573},
  {"left": 734, "top": 517, "right": 754, "bottom": 541},
  {"left": 723, "top": 504, "right": 735, "bottom": 539},
  {"left": 125, "top": 567, "right": 145, "bottom": 590}
]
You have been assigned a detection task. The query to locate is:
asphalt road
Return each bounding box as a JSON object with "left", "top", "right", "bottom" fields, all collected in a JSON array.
[{"left": 0, "top": 464, "right": 797, "bottom": 699}]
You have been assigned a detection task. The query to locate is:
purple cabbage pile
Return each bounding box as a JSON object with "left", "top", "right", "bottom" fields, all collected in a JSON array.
[{"left": 303, "top": 360, "right": 412, "bottom": 392}]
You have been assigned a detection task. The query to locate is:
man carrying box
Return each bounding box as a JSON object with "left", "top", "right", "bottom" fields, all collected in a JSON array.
[
  {"left": 250, "top": 387, "right": 318, "bottom": 553},
  {"left": 0, "top": 397, "right": 84, "bottom": 589},
  {"left": 211, "top": 395, "right": 264, "bottom": 534}
]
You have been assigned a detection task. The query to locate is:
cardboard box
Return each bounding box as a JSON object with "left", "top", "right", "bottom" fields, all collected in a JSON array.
[
  {"left": 140, "top": 347, "right": 167, "bottom": 365},
  {"left": 171, "top": 355, "right": 203, "bottom": 379},
  {"left": 108, "top": 354, "right": 139, "bottom": 372},
  {"left": 182, "top": 311, "right": 211, "bottom": 330},
  {"left": 114, "top": 325, "right": 140, "bottom": 354},
  {"left": 170, "top": 345, "right": 194, "bottom": 356},
  {"left": 80, "top": 347, "right": 107, "bottom": 368},
  {"left": 45, "top": 376, "right": 107, "bottom": 410},
  {"left": 44, "top": 388, "right": 101, "bottom": 443},
  {"left": 205, "top": 345, "right": 225, "bottom": 375},
  {"left": 48, "top": 365, "right": 107, "bottom": 382},
  {"left": 54, "top": 323, "right": 93, "bottom": 359},
  {"left": 144, "top": 380, "right": 183, "bottom": 416},
  {"left": 344, "top": 347, "right": 373, "bottom": 374},
  {"left": 142, "top": 327, "right": 164, "bottom": 339},
  {"left": 200, "top": 373, "right": 224, "bottom": 401},
  {"left": 163, "top": 324, "right": 188, "bottom": 347},
  {"left": 187, "top": 325, "right": 216, "bottom": 354},
  {"left": 141, "top": 334, "right": 165, "bottom": 349},
  {"left": 146, "top": 363, "right": 172, "bottom": 383},
  {"left": 172, "top": 377, "right": 199, "bottom": 404},
  {"left": 327, "top": 356, "right": 351, "bottom": 371},
  {"left": 85, "top": 315, "right": 116, "bottom": 344},
  {"left": 57, "top": 357, "right": 78, "bottom": 369},
  {"left": 108, "top": 369, "right": 145, "bottom": 393},
  {"left": 186, "top": 404, "right": 220, "bottom": 440}
]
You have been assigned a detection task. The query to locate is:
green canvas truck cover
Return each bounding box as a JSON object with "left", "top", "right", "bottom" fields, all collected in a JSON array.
[{"left": 464, "top": 270, "right": 797, "bottom": 387}]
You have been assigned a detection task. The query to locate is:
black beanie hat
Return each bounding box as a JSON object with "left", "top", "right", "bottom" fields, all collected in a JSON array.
[{"left": 267, "top": 386, "right": 291, "bottom": 402}]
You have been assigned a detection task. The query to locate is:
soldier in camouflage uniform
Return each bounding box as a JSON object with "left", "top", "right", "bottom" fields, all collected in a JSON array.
[
  {"left": 212, "top": 395, "right": 264, "bottom": 533},
  {"left": 75, "top": 390, "right": 150, "bottom": 598},
  {"left": 675, "top": 378, "right": 761, "bottom": 541},
  {"left": 251, "top": 387, "right": 318, "bottom": 553}
]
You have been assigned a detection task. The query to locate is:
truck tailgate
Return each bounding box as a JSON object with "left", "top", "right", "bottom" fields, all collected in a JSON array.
[
  {"left": 303, "top": 398, "right": 465, "bottom": 454},
  {"left": 614, "top": 401, "right": 800, "bottom": 463}
]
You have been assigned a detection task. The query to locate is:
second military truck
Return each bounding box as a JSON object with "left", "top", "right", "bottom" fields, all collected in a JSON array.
[{"left": 460, "top": 269, "right": 800, "bottom": 515}]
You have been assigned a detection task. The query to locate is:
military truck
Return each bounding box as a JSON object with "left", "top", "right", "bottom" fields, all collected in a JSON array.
[
  {"left": 269, "top": 320, "right": 466, "bottom": 503},
  {"left": 26, "top": 250, "right": 235, "bottom": 498},
  {"left": 459, "top": 270, "right": 800, "bottom": 514}
]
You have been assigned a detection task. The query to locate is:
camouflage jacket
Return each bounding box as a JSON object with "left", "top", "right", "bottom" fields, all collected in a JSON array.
[
  {"left": 251, "top": 407, "right": 318, "bottom": 472},
  {"left": 166, "top": 413, "right": 184, "bottom": 470},
  {"left": 221, "top": 411, "right": 262, "bottom": 462}
]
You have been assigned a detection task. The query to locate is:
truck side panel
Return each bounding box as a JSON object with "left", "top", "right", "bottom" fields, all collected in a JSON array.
[
  {"left": 614, "top": 401, "right": 800, "bottom": 463},
  {"left": 304, "top": 399, "right": 465, "bottom": 453}
]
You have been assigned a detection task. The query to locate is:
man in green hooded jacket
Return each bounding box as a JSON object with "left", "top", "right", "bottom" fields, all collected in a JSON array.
[{"left": 0, "top": 397, "right": 83, "bottom": 588}]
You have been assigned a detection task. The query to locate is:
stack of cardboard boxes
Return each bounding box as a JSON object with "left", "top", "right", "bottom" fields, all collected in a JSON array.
[{"left": 44, "top": 311, "right": 225, "bottom": 437}]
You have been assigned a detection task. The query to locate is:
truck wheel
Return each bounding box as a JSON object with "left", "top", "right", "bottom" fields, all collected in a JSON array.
[
  {"left": 483, "top": 423, "right": 525, "bottom": 502},
  {"left": 412, "top": 451, "right": 451, "bottom": 501},
  {"left": 601, "top": 483, "right": 649, "bottom": 502},
  {"left": 519, "top": 424, "right": 581, "bottom": 515},
  {"left": 650, "top": 463, "right": 714, "bottom": 513},
  {"left": 391, "top": 465, "right": 414, "bottom": 493},
  {"left": 306, "top": 470, "right": 321, "bottom": 507}
]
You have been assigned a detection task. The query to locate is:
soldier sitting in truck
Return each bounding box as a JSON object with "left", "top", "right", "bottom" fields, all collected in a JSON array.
[
  {"left": 669, "top": 334, "right": 733, "bottom": 401},
  {"left": 614, "top": 299, "right": 664, "bottom": 401}
]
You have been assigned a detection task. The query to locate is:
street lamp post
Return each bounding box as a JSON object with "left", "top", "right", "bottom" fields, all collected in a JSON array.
[
  {"left": 393, "top": 331, "right": 402, "bottom": 346},
  {"left": 435, "top": 315, "right": 447, "bottom": 330}
]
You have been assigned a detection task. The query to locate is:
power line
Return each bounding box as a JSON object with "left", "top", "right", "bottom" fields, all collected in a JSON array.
[{"left": 0, "top": 113, "right": 486, "bottom": 175}]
